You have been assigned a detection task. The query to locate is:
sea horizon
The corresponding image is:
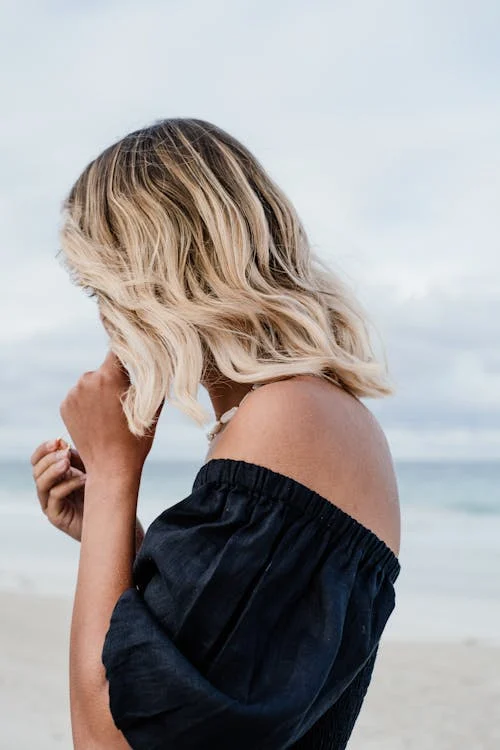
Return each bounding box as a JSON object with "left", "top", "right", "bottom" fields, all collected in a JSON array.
[{"left": 1, "top": 457, "right": 499, "bottom": 643}]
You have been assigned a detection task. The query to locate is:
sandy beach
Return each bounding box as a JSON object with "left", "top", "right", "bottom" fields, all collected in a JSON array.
[{"left": 1, "top": 591, "right": 499, "bottom": 749}]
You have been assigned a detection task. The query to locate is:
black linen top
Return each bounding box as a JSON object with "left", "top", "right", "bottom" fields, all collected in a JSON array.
[{"left": 102, "top": 458, "right": 401, "bottom": 750}]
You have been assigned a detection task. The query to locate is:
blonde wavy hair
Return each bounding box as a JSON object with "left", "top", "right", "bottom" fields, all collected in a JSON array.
[{"left": 58, "top": 118, "right": 394, "bottom": 437}]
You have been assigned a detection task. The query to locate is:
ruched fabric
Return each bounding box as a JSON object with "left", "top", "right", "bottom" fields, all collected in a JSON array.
[{"left": 102, "top": 458, "right": 400, "bottom": 750}]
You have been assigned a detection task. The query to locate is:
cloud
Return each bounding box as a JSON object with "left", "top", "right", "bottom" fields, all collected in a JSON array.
[{"left": 1, "top": 0, "right": 499, "bottom": 459}]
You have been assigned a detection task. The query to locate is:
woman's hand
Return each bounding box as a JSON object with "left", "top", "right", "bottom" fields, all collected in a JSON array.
[
  {"left": 59, "top": 350, "right": 164, "bottom": 481},
  {"left": 31, "top": 437, "right": 87, "bottom": 541},
  {"left": 30, "top": 436, "right": 146, "bottom": 548}
]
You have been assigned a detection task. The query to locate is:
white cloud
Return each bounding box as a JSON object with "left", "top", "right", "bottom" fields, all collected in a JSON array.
[{"left": 1, "top": 0, "right": 499, "bottom": 459}]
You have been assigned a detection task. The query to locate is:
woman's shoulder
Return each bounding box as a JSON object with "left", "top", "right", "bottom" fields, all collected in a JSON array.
[
  {"left": 105, "top": 376, "right": 400, "bottom": 748},
  {"left": 207, "top": 374, "right": 401, "bottom": 558}
]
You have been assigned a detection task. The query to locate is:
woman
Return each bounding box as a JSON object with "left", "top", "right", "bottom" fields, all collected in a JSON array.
[{"left": 30, "top": 118, "right": 401, "bottom": 749}]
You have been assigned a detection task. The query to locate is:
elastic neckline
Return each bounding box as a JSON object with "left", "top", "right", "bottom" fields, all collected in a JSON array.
[{"left": 193, "top": 458, "right": 401, "bottom": 584}]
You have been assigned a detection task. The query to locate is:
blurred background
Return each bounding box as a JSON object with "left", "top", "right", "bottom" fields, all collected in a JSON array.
[{"left": 1, "top": 1, "right": 499, "bottom": 748}]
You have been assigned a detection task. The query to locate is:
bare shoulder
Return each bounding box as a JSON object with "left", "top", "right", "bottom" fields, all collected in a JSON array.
[{"left": 208, "top": 375, "right": 401, "bottom": 557}]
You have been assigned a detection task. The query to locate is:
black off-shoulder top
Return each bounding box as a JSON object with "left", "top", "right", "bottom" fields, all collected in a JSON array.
[{"left": 102, "top": 458, "right": 401, "bottom": 750}]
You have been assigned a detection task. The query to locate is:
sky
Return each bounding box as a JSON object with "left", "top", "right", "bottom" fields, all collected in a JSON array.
[{"left": 1, "top": 0, "right": 499, "bottom": 461}]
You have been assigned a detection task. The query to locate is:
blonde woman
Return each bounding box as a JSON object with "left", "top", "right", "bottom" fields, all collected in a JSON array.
[{"left": 30, "top": 119, "right": 401, "bottom": 749}]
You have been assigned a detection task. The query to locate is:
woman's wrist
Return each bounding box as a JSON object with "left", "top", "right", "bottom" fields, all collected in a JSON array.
[
  {"left": 84, "top": 470, "right": 141, "bottom": 503},
  {"left": 86, "top": 464, "right": 142, "bottom": 487},
  {"left": 81, "top": 471, "right": 144, "bottom": 554}
]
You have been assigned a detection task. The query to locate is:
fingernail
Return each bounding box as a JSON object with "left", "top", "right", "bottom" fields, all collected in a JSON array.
[{"left": 79, "top": 474, "right": 87, "bottom": 483}]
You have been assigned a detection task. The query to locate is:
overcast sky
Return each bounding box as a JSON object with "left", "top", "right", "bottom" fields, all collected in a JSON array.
[{"left": 1, "top": 0, "right": 499, "bottom": 461}]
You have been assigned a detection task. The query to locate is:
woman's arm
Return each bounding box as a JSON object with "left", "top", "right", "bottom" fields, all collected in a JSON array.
[
  {"left": 58, "top": 349, "right": 164, "bottom": 748},
  {"left": 70, "top": 470, "right": 140, "bottom": 749}
]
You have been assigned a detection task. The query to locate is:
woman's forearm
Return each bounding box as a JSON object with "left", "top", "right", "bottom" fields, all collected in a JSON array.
[{"left": 70, "top": 471, "right": 140, "bottom": 749}]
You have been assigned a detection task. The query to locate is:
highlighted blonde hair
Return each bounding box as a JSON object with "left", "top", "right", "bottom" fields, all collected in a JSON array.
[{"left": 58, "top": 118, "right": 394, "bottom": 437}]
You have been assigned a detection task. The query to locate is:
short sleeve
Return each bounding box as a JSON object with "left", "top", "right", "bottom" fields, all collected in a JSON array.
[{"left": 102, "top": 459, "right": 400, "bottom": 750}]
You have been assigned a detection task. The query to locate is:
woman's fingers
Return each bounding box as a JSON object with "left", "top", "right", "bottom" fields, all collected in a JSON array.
[
  {"left": 45, "top": 471, "right": 86, "bottom": 516},
  {"left": 30, "top": 439, "right": 59, "bottom": 468},
  {"left": 32, "top": 446, "right": 71, "bottom": 482},
  {"left": 35, "top": 458, "right": 73, "bottom": 512},
  {"left": 31, "top": 438, "right": 86, "bottom": 482}
]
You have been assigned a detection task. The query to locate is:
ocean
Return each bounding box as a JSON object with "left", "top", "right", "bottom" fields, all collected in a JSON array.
[{"left": 1, "top": 459, "right": 499, "bottom": 643}]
